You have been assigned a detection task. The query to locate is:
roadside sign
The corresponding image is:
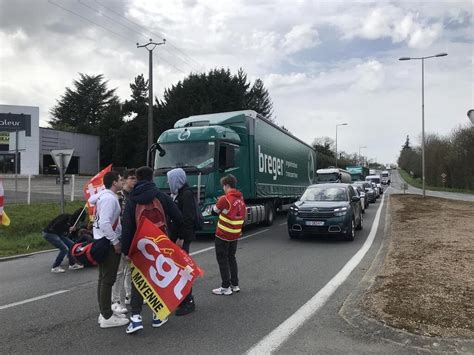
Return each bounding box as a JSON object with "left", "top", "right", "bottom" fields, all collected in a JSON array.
[
  {"left": 441, "top": 173, "right": 447, "bottom": 179},
  {"left": 51, "top": 149, "right": 74, "bottom": 171},
  {"left": 50, "top": 149, "right": 74, "bottom": 214}
]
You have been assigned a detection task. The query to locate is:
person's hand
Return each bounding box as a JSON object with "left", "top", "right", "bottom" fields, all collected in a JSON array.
[
  {"left": 113, "top": 242, "right": 122, "bottom": 254},
  {"left": 176, "top": 239, "right": 184, "bottom": 248}
]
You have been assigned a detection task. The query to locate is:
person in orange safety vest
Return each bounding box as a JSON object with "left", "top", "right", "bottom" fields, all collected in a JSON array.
[{"left": 211, "top": 174, "right": 246, "bottom": 296}]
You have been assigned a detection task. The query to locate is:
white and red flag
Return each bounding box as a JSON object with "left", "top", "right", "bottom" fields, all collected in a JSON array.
[{"left": 83, "top": 164, "right": 112, "bottom": 218}]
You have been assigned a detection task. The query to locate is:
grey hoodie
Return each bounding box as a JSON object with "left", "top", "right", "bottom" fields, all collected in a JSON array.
[{"left": 167, "top": 168, "right": 187, "bottom": 196}]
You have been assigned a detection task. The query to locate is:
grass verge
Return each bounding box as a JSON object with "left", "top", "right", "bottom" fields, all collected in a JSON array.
[
  {"left": 0, "top": 201, "right": 86, "bottom": 257},
  {"left": 362, "top": 195, "right": 473, "bottom": 338},
  {"left": 399, "top": 169, "right": 474, "bottom": 195}
]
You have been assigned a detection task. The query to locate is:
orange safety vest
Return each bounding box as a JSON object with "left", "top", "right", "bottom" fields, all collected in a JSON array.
[{"left": 216, "top": 191, "right": 246, "bottom": 241}]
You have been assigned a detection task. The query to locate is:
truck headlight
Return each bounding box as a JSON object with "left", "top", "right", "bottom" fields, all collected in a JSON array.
[{"left": 202, "top": 204, "right": 215, "bottom": 217}]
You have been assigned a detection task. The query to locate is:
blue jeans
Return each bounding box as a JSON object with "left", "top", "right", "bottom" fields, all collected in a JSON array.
[{"left": 42, "top": 232, "right": 76, "bottom": 268}]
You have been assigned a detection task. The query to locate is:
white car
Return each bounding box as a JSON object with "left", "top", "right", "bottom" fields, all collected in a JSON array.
[{"left": 366, "top": 175, "right": 383, "bottom": 195}]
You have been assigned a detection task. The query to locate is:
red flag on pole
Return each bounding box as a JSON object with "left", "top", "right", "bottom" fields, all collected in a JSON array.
[
  {"left": 83, "top": 164, "right": 112, "bottom": 218},
  {"left": 129, "top": 218, "right": 204, "bottom": 320}
]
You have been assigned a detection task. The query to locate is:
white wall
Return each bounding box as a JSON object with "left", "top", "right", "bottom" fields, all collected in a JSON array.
[{"left": 1, "top": 105, "right": 40, "bottom": 175}]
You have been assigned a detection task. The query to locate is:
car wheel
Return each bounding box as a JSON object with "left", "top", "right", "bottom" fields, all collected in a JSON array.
[
  {"left": 345, "top": 219, "right": 355, "bottom": 241},
  {"left": 356, "top": 213, "right": 363, "bottom": 230},
  {"left": 263, "top": 202, "right": 275, "bottom": 226}
]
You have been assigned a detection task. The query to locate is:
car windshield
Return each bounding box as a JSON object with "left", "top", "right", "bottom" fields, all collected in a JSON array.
[
  {"left": 301, "top": 186, "right": 348, "bottom": 202},
  {"left": 155, "top": 142, "right": 215, "bottom": 170},
  {"left": 317, "top": 173, "right": 339, "bottom": 182}
]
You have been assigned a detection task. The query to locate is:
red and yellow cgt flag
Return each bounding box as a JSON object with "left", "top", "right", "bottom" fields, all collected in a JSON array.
[
  {"left": 0, "top": 179, "right": 10, "bottom": 226},
  {"left": 129, "top": 218, "right": 204, "bottom": 320},
  {"left": 83, "top": 164, "right": 112, "bottom": 219}
]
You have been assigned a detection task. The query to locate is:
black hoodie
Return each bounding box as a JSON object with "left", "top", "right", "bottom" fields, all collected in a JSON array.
[{"left": 121, "top": 180, "right": 184, "bottom": 256}]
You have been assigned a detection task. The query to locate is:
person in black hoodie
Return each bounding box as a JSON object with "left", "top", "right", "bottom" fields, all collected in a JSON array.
[
  {"left": 167, "top": 167, "right": 197, "bottom": 316},
  {"left": 121, "top": 166, "right": 184, "bottom": 334},
  {"left": 43, "top": 213, "right": 84, "bottom": 273}
]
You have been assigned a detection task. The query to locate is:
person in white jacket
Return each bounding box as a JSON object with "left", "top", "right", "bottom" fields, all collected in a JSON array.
[{"left": 88, "top": 171, "right": 129, "bottom": 329}]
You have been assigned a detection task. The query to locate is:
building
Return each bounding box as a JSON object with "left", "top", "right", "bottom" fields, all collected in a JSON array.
[{"left": 0, "top": 104, "right": 99, "bottom": 175}]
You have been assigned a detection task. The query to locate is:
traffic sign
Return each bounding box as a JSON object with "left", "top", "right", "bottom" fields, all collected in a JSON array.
[
  {"left": 441, "top": 173, "right": 447, "bottom": 179},
  {"left": 50, "top": 149, "right": 74, "bottom": 171}
]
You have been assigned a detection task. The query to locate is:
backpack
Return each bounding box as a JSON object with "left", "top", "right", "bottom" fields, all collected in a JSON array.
[
  {"left": 135, "top": 198, "right": 168, "bottom": 233},
  {"left": 193, "top": 196, "right": 204, "bottom": 231},
  {"left": 71, "top": 241, "right": 97, "bottom": 267}
]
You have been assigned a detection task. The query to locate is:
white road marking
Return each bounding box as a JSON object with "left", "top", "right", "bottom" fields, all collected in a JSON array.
[
  {"left": 247, "top": 194, "right": 386, "bottom": 354},
  {"left": 0, "top": 290, "right": 70, "bottom": 310},
  {"left": 279, "top": 222, "right": 287, "bottom": 226},
  {"left": 190, "top": 229, "right": 269, "bottom": 256}
]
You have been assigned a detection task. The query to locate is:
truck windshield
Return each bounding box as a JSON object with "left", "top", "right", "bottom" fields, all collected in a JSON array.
[
  {"left": 155, "top": 142, "right": 215, "bottom": 171},
  {"left": 317, "top": 173, "right": 339, "bottom": 182}
]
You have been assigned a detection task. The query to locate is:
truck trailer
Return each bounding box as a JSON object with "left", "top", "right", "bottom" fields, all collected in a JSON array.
[
  {"left": 346, "top": 166, "right": 369, "bottom": 182},
  {"left": 152, "top": 110, "right": 317, "bottom": 233}
]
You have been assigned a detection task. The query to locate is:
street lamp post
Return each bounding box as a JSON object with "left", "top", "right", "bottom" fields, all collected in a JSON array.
[
  {"left": 359, "top": 146, "right": 367, "bottom": 165},
  {"left": 335, "top": 123, "right": 348, "bottom": 168},
  {"left": 399, "top": 53, "right": 447, "bottom": 197}
]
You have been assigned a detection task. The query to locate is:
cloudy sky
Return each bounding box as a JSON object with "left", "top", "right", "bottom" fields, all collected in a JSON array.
[{"left": 0, "top": 0, "right": 472, "bottom": 164}]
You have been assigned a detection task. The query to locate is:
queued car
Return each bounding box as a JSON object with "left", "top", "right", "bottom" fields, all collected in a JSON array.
[
  {"left": 287, "top": 183, "right": 363, "bottom": 241},
  {"left": 352, "top": 184, "right": 368, "bottom": 211},
  {"left": 366, "top": 175, "right": 383, "bottom": 195},
  {"left": 360, "top": 181, "right": 376, "bottom": 203}
]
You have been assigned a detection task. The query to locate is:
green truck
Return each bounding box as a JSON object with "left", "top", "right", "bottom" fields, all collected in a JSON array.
[
  {"left": 152, "top": 110, "right": 317, "bottom": 233},
  {"left": 346, "top": 166, "right": 369, "bottom": 181}
]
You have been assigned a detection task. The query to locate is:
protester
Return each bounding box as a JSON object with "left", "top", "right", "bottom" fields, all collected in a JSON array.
[
  {"left": 121, "top": 166, "right": 184, "bottom": 334},
  {"left": 89, "top": 171, "right": 129, "bottom": 328},
  {"left": 111, "top": 168, "right": 136, "bottom": 311},
  {"left": 42, "top": 213, "right": 84, "bottom": 273},
  {"left": 212, "top": 174, "right": 246, "bottom": 295},
  {"left": 166, "top": 168, "right": 197, "bottom": 316}
]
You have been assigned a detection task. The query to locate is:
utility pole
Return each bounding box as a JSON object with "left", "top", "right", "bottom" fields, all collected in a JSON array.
[{"left": 137, "top": 38, "right": 166, "bottom": 166}]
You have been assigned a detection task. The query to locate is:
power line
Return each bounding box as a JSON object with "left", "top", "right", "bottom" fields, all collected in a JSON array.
[
  {"left": 48, "top": 0, "right": 188, "bottom": 74},
  {"left": 94, "top": 0, "right": 203, "bottom": 70}
]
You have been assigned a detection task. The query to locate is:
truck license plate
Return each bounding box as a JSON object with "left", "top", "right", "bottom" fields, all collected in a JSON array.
[{"left": 306, "top": 221, "right": 324, "bottom": 226}]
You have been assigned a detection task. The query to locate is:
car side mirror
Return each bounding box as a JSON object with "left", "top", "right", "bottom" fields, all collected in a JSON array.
[{"left": 351, "top": 196, "right": 360, "bottom": 202}]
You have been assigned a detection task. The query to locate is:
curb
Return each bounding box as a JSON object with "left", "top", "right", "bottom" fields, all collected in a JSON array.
[
  {"left": 0, "top": 249, "right": 56, "bottom": 262},
  {"left": 339, "top": 195, "right": 474, "bottom": 354}
]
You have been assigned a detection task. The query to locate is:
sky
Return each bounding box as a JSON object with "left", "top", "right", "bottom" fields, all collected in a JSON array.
[{"left": 0, "top": 0, "right": 472, "bottom": 165}]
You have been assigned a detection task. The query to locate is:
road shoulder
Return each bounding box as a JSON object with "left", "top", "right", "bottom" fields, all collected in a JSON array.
[{"left": 339, "top": 194, "right": 474, "bottom": 354}]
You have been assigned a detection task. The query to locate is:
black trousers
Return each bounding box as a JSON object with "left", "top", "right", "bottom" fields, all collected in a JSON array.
[
  {"left": 131, "top": 240, "right": 193, "bottom": 315},
  {"left": 97, "top": 246, "right": 121, "bottom": 319},
  {"left": 215, "top": 238, "right": 238, "bottom": 288}
]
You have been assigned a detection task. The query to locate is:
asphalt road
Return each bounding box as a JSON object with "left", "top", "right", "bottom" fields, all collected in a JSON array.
[
  {"left": 390, "top": 169, "right": 474, "bottom": 202},
  {"left": 0, "top": 189, "right": 418, "bottom": 354}
]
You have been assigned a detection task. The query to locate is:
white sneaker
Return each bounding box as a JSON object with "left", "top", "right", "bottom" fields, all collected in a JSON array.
[
  {"left": 100, "top": 314, "right": 129, "bottom": 328},
  {"left": 98, "top": 312, "right": 126, "bottom": 324},
  {"left": 212, "top": 287, "right": 233, "bottom": 295},
  {"left": 111, "top": 302, "right": 128, "bottom": 314},
  {"left": 69, "top": 264, "right": 84, "bottom": 270},
  {"left": 126, "top": 315, "right": 144, "bottom": 334},
  {"left": 51, "top": 267, "right": 65, "bottom": 273},
  {"left": 231, "top": 285, "right": 240, "bottom": 293}
]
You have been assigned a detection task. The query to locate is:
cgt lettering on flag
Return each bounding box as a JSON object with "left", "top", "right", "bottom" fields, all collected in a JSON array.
[{"left": 129, "top": 218, "right": 203, "bottom": 320}]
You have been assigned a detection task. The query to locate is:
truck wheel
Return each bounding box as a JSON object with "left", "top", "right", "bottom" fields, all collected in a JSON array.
[{"left": 263, "top": 202, "right": 275, "bottom": 226}]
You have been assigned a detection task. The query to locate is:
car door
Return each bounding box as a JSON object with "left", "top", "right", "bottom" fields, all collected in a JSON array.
[{"left": 348, "top": 186, "right": 361, "bottom": 224}]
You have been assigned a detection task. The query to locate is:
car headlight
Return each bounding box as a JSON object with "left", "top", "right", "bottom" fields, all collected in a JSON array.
[
  {"left": 289, "top": 206, "right": 299, "bottom": 215},
  {"left": 333, "top": 206, "right": 347, "bottom": 216},
  {"left": 202, "top": 204, "right": 215, "bottom": 217}
]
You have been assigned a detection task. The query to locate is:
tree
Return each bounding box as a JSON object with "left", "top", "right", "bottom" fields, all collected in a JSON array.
[
  {"left": 156, "top": 68, "right": 274, "bottom": 131},
  {"left": 49, "top": 74, "right": 119, "bottom": 134},
  {"left": 312, "top": 137, "right": 336, "bottom": 169}
]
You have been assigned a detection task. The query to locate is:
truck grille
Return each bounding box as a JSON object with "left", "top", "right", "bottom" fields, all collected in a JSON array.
[{"left": 159, "top": 186, "right": 206, "bottom": 205}]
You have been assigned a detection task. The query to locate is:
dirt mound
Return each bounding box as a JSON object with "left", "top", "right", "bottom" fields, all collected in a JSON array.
[{"left": 362, "top": 195, "right": 474, "bottom": 338}]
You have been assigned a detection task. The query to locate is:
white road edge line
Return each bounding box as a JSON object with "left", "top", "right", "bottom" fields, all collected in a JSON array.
[
  {"left": 0, "top": 228, "right": 271, "bottom": 310},
  {"left": 0, "top": 290, "right": 70, "bottom": 310},
  {"left": 246, "top": 194, "right": 386, "bottom": 355},
  {"left": 279, "top": 222, "right": 287, "bottom": 226},
  {"left": 190, "top": 229, "right": 269, "bottom": 256}
]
